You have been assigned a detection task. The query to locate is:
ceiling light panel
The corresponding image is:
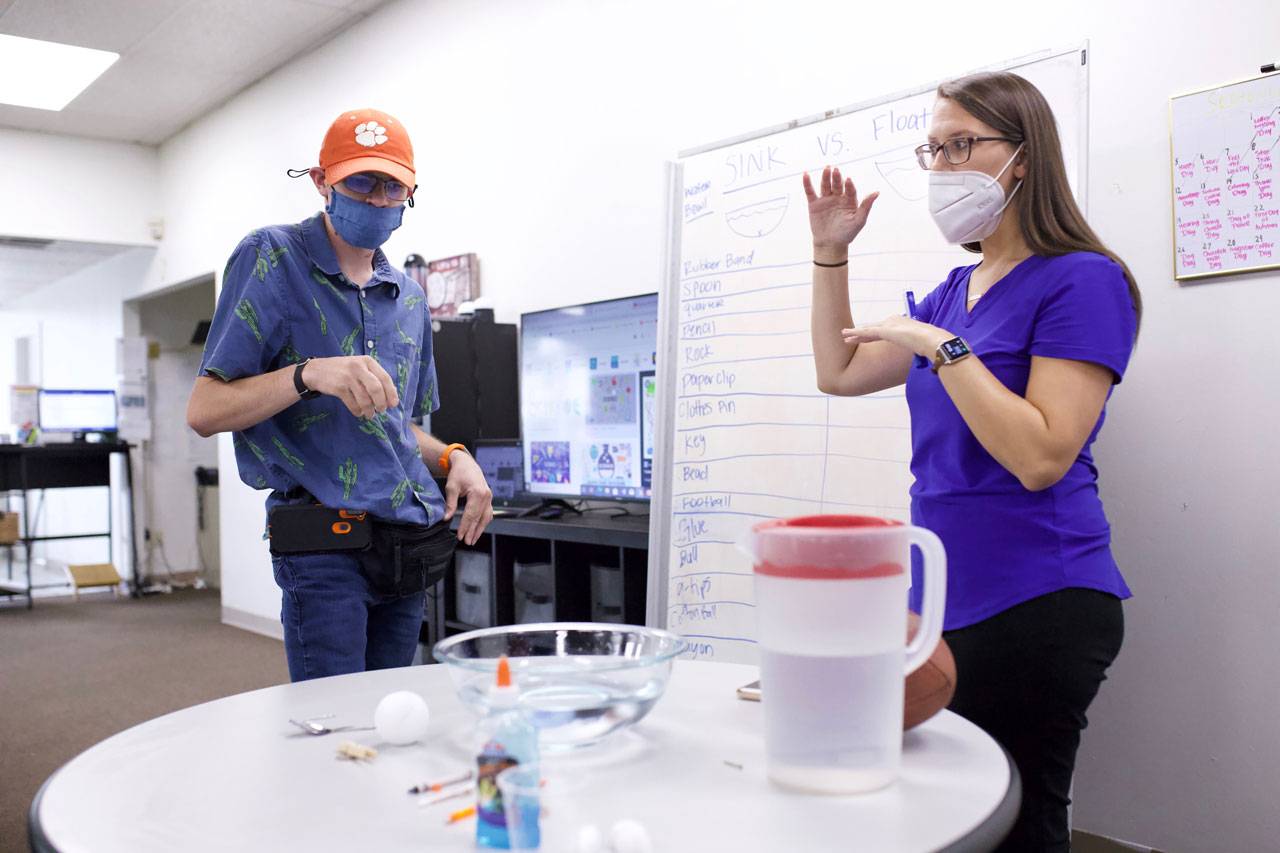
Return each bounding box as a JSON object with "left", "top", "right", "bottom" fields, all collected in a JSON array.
[{"left": 0, "top": 33, "right": 119, "bottom": 111}]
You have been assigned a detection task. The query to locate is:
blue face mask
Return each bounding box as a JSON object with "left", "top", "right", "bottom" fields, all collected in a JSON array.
[{"left": 325, "top": 189, "right": 405, "bottom": 249}]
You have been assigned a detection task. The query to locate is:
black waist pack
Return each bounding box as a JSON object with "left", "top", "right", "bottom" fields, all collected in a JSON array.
[
  {"left": 359, "top": 518, "right": 456, "bottom": 598},
  {"left": 268, "top": 505, "right": 372, "bottom": 553}
]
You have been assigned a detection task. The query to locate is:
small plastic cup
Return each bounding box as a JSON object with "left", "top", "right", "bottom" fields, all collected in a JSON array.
[
  {"left": 496, "top": 764, "right": 542, "bottom": 851},
  {"left": 498, "top": 763, "right": 606, "bottom": 852}
]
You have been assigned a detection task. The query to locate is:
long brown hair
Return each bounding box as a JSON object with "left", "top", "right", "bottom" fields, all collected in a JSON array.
[{"left": 937, "top": 71, "right": 1142, "bottom": 330}]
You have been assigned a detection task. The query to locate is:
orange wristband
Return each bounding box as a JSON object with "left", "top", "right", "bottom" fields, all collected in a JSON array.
[{"left": 438, "top": 443, "right": 468, "bottom": 473}]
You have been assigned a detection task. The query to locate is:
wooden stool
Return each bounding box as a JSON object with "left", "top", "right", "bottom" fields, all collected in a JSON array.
[{"left": 67, "top": 563, "right": 123, "bottom": 600}]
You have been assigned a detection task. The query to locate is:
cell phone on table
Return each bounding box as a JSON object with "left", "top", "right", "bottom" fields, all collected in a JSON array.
[{"left": 736, "top": 680, "right": 761, "bottom": 701}]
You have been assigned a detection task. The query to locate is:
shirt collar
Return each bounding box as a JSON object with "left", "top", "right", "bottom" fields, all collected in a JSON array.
[{"left": 300, "top": 212, "right": 402, "bottom": 298}]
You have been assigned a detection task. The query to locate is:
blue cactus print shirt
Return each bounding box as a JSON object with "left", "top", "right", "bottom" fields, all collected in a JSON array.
[{"left": 199, "top": 212, "right": 442, "bottom": 526}]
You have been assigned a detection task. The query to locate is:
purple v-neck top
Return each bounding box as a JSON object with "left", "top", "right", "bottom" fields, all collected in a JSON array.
[{"left": 905, "top": 252, "right": 1137, "bottom": 630}]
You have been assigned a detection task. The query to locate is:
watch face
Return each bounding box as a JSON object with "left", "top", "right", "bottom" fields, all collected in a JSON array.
[{"left": 940, "top": 337, "right": 971, "bottom": 360}]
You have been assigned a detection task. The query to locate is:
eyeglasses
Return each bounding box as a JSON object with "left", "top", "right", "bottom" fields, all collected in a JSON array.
[
  {"left": 341, "top": 172, "right": 415, "bottom": 202},
  {"left": 914, "top": 137, "right": 1021, "bottom": 170}
]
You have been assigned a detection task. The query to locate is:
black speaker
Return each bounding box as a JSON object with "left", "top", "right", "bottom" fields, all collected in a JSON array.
[{"left": 429, "top": 311, "right": 518, "bottom": 451}]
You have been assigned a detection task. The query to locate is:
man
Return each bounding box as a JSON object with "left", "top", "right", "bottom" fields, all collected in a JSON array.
[{"left": 187, "top": 108, "right": 492, "bottom": 681}]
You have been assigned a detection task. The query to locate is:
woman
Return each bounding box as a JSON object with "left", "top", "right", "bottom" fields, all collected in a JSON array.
[{"left": 804, "top": 71, "right": 1139, "bottom": 852}]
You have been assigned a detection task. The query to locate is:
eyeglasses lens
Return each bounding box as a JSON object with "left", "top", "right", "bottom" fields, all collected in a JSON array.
[
  {"left": 942, "top": 138, "right": 972, "bottom": 166},
  {"left": 342, "top": 174, "right": 409, "bottom": 201}
]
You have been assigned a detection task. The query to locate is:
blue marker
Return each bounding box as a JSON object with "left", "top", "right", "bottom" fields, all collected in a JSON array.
[{"left": 905, "top": 291, "right": 928, "bottom": 369}]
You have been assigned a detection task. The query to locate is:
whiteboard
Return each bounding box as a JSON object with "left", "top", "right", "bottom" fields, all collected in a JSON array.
[
  {"left": 1170, "top": 72, "right": 1280, "bottom": 280},
  {"left": 645, "top": 46, "right": 1090, "bottom": 664}
]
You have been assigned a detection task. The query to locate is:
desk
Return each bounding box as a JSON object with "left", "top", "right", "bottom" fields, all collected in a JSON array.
[
  {"left": 30, "top": 661, "right": 1017, "bottom": 852},
  {"left": 0, "top": 443, "right": 137, "bottom": 607}
]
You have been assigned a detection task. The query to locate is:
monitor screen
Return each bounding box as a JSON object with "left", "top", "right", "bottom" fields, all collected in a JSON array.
[
  {"left": 520, "top": 293, "right": 658, "bottom": 501},
  {"left": 39, "top": 389, "right": 117, "bottom": 432},
  {"left": 474, "top": 439, "right": 527, "bottom": 506}
]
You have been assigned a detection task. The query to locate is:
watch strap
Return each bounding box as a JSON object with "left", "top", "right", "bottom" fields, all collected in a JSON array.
[{"left": 293, "top": 359, "right": 320, "bottom": 399}]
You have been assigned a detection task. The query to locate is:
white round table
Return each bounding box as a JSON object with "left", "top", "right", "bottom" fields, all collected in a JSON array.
[{"left": 30, "top": 660, "right": 1017, "bottom": 852}]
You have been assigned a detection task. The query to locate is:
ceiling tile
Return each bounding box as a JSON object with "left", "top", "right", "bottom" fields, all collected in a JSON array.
[
  {"left": 130, "top": 0, "right": 347, "bottom": 74},
  {"left": 0, "top": 0, "right": 394, "bottom": 144},
  {"left": 338, "top": 0, "right": 388, "bottom": 12},
  {"left": 0, "top": 102, "right": 165, "bottom": 143},
  {"left": 77, "top": 55, "right": 238, "bottom": 136},
  {"left": 0, "top": 0, "right": 189, "bottom": 53}
]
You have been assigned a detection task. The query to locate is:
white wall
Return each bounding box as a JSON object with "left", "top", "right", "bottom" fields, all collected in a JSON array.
[
  {"left": 147, "top": 0, "right": 1277, "bottom": 848},
  {"left": 131, "top": 279, "right": 219, "bottom": 586},
  {"left": 0, "top": 128, "right": 160, "bottom": 246}
]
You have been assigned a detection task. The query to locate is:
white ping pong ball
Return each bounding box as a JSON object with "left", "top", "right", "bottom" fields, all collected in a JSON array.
[
  {"left": 609, "top": 819, "right": 652, "bottom": 853},
  {"left": 373, "top": 691, "right": 430, "bottom": 744}
]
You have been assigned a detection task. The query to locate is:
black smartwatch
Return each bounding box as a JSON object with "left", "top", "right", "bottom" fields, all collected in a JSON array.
[
  {"left": 293, "top": 358, "right": 321, "bottom": 400},
  {"left": 931, "top": 337, "right": 972, "bottom": 373}
]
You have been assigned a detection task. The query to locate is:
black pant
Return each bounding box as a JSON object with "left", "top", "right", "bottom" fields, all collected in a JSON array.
[{"left": 944, "top": 588, "right": 1124, "bottom": 852}]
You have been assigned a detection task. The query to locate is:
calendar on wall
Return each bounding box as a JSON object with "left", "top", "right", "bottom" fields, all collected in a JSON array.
[{"left": 1170, "top": 72, "right": 1280, "bottom": 281}]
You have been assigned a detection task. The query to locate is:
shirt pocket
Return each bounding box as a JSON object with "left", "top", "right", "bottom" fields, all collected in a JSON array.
[{"left": 386, "top": 340, "right": 417, "bottom": 405}]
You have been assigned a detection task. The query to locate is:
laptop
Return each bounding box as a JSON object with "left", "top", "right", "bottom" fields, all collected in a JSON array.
[{"left": 474, "top": 439, "right": 539, "bottom": 516}]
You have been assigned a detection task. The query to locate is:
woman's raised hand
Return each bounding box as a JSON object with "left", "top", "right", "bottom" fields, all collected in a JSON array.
[{"left": 802, "top": 166, "right": 879, "bottom": 251}]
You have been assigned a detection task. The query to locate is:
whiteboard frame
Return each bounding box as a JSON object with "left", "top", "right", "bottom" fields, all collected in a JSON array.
[
  {"left": 678, "top": 43, "right": 1090, "bottom": 209},
  {"left": 647, "top": 45, "right": 1090, "bottom": 630},
  {"left": 646, "top": 160, "right": 685, "bottom": 627},
  {"left": 1169, "top": 69, "right": 1280, "bottom": 283}
]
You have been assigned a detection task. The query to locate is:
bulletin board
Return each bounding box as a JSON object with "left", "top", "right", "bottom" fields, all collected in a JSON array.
[{"left": 1170, "top": 71, "right": 1280, "bottom": 280}]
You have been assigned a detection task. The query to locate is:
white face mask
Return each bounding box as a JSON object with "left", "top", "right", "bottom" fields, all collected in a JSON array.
[{"left": 927, "top": 144, "right": 1024, "bottom": 244}]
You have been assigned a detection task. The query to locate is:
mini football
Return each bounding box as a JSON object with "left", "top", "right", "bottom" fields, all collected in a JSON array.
[{"left": 905, "top": 611, "right": 957, "bottom": 730}]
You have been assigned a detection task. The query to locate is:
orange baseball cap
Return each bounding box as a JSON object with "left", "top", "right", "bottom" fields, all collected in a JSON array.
[{"left": 318, "top": 108, "right": 415, "bottom": 188}]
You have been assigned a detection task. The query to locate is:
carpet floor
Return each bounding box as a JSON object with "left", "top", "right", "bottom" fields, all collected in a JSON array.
[{"left": 0, "top": 589, "right": 288, "bottom": 852}]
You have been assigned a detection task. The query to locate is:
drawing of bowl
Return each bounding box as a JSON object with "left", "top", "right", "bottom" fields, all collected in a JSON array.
[
  {"left": 875, "top": 155, "right": 927, "bottom": 201},
  {"left": 725, "top": 195, "right": 790, "bottom": 238}
]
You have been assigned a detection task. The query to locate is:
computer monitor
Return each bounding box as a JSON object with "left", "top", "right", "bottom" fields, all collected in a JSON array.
[
  {"left": 38, "top": 389, "right": 117, "bottom": 433},
  {"left": 519, "top": 293, "right": 658, "bottom": 502},
  {"left": 473, "top": 439, "right": 532, "bottom": 508}
]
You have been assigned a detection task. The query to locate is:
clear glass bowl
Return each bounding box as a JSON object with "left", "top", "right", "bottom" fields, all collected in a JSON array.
[{"left": 432, "top": 623, "right": 687, "bottom": 749}]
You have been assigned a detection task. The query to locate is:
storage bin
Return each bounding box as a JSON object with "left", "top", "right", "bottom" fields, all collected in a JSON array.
[
  {"left": 0, "top": 511, "right": 18, "bottom": 545},
  {"left": 590, "top": 562, "right": 625, "bottom": 624},
  {"left": 455, "top": 549, "right": 493, "bottom": 628},
  {"left": 513, "top": 560, "right": 555, "bottom": 624}
]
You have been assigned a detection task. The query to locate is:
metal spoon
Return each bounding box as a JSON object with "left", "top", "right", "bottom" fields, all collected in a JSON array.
[{"left": 288, "top": 716, "right": 375, "bottom": 736}]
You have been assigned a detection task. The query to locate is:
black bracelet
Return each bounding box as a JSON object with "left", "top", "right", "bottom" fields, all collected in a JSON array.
[{"left": 813, "top": 259, "right": 849, "bottom": 268}]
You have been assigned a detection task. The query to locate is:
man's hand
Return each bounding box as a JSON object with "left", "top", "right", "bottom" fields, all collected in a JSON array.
[
  {"left": 301, "top": 356, "right": 399, "bottom": 419},
  {"left": 442, "top": 451, "right": 493, "bottom": 545}
]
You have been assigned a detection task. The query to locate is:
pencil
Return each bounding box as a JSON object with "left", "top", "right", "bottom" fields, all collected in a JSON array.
[
  {"left": 408, "top": 770, "right": 473, "bottom": 795},
  {"left": 417, "top": 787, "right": 474, "bottom": 808},
  {"left": 445, "top": 806, "right": 476, "bottom": 825}
]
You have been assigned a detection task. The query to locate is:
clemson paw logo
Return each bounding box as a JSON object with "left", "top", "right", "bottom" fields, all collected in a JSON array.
[{"left": 354, "top": 122, "right": 388, "bottom": 147}]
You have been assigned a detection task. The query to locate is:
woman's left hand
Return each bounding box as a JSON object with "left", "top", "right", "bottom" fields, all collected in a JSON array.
[{"left": 841, "top": 316, "right": 952, "bottom": 359}]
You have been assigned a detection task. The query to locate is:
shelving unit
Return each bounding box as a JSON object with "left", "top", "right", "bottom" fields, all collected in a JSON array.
[
  {"left": 0, "top": 443, "right": 136, "bottom": 608},
  {"left": 430, "top": 513, "right": 650, "bottom": 642}
]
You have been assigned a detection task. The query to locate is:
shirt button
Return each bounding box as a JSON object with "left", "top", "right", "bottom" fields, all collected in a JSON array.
[
  {"left": 366, "top": 340, "right": 375, "bottom": 349},
  {"left": 360, "top": 291, "right": 367, "bottom": 298}
]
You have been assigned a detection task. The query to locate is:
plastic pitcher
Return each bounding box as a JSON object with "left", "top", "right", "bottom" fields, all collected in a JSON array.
[{"left": 746, "top": 515, "right": 946, "bottom": 794}]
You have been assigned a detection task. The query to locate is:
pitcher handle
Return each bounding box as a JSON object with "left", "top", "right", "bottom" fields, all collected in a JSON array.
[{"left": 903, "top": 525, "right": 947, "bottom": 676}]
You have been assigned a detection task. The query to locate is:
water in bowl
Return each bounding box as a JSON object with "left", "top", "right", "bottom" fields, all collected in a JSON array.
[{"left": 458, "top": 668, "right": 667, "bottom": 748}]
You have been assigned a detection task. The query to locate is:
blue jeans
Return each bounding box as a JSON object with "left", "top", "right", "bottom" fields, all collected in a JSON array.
[{"left": 271, "top": 550, "right": 426, "bottom": 682}]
